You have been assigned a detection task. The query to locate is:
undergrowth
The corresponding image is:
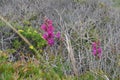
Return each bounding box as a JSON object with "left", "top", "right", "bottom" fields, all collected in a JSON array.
[{"left": 0, "top": 0, "right": 120, "bottom": 80}]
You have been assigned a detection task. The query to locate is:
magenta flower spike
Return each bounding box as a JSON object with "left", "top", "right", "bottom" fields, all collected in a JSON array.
[
  {"left": 41, "top": 24, "right": 47, "bottom": 32},
  {"left": 48, "top": 38, "right": 54, "bottom": 46},
  {"left": 46, "top": 26, "right": 54, "bottom": 33},
  {"left": 92, "top": 41, "right": 102, "bottom": 58},
  {"left": 93, "top": 49, "right": 97, "bottom": 56},
  {"left": 46, "top": 19, "right": 52, "bottom": 25},
  {"left": 41, "top": 17, "right": 61, "bottom": 46},
  {"left": 43, "top": 33, "right": 48, "bottom": 40}
]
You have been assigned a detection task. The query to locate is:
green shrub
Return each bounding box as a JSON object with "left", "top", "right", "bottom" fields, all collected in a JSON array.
[
  {"left": 10, "top": 22, "right": 47, "bottom": 54},
  {"left": 18, "top": 26, "right": 46, "bottom": 49}
]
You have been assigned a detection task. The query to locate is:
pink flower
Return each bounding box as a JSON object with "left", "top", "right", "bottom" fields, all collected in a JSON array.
[
  {"left": 48, "top": 38, "right": 54, "bottom": 46},
  {"left": 41, "top": 17, "right": 61, "bottom": 46},
  {"left": 43, "top": 33, "right": 55, "bottom": 46},
  {"left": 55, "top": 31, "right": 61, "bottom": 39},
  {"left": 47, "top": 31, "right": 54, "bottom": 39},
  {"left": 46, "top": 19, "right": 52, "bottom": 25},
  {"left": 41, "top": 18, "right": 54, "bottom": 32},
  {"left": 47, "top": 25, "right": 54, "bottom": 32},
  {"left": 41, "top": 24, "right": 47, "bottom": 32},
  {"left": 93, "top": 49, "right": 97, "bottom": 56},
  {"left": 43, "top": 33, "right": 48, "bottom": 40},
  {"left": 43, "top": 32, "right": 54, "bottom": 39},
  {"left": 92, "top": 41, "right": 102, "bottom": 58}
]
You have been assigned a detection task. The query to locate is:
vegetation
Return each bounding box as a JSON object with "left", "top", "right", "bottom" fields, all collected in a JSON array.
[{"left": 0, "top": 0, "right": 120, "bottom": 80}]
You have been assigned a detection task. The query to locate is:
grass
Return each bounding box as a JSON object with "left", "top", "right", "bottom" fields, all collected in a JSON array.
[{"left": 0, "top": 51, "right": 106, "bottom": 80}]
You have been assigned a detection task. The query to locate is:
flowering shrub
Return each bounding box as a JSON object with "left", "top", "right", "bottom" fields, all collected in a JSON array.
[
  {"left": 41, "top": 17, "right": 61, "bottom": 46},
  {"left": 92, "top": 40, "right": 102, "bottom": 58}
]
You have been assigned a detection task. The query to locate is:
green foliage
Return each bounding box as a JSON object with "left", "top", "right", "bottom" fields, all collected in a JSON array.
[
  {"left": 12, "top": 40, "right": 22, "bottom": 49},
  {"left": 18, "top": 26, "right": 46, "bottom": 49},
  {"left": 11, "top": 21, "right": 47, "bottom": 53}
]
